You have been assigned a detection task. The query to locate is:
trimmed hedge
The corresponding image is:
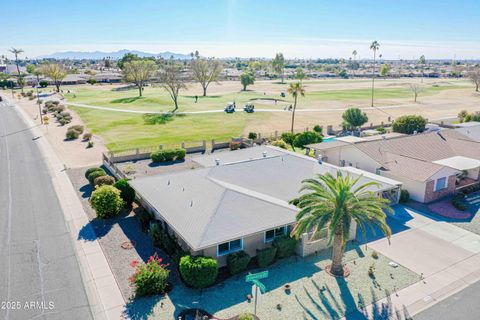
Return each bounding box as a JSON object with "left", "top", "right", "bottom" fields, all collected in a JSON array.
[
  {"left": 256, "top": 247, "right": 277, "bottom": 268},
  {"left": 93, "top": 175, "right": 115, "bottom": 187},
  {"left": 452, "top": 194, "right": 467, "bottom": 211},
  {"left": 113, "top": 179, "right": 136, "bottom": 205},
  {"left": 151, "top": 148, "right": 186, "bottom": 163},
  {"left": 179, "top": 255, "right": 218, "bottom": 289},
  {"left": 66, "top": 129, "right": 80, "bottom": 140},
  {"left": 148, "top": 223, "right": 188, "bottom": 263},
  {"left": 85, "top": 167, "right": 103, "bottom": 179},
  {"left": 226, "top": 250, "right": 251, "bottom": 275},
  {"left": 87, "top": 169, "right": 107, "bottom": 185},
  {"left": 272, "top": 235, "right": 297, "bottom": 258},
  {"left": 90, "top": 185, "right": 124, "bottom": 219},
  {"left": 399, "top": 189, "right": 410, "bottom": 203}
]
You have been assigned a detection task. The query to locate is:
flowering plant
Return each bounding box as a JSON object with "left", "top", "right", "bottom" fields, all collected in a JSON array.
[{"left": 129, "top": 254, "right": 170, "bottom": 296}]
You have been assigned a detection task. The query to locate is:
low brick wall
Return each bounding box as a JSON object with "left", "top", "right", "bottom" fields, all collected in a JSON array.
[{"left": 424, "top": 175, "right": 457, "bottom": 203}]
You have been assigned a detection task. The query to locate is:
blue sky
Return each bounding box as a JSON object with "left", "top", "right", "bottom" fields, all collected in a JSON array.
[{"left": 1, "top": 0, "right": 479, "bottom": 59}]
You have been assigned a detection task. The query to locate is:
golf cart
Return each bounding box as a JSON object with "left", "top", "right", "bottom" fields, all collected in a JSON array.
[
  {"left": 244, "top": 103, "right": 255, "bottom": 113},
  {"left": 224, "top": 102, "right": 236, "bottom": 113}
]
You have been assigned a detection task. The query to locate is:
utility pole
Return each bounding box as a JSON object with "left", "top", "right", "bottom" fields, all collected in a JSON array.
[{"left": 35, "top": 72, "right": 43, "bottom": 124}]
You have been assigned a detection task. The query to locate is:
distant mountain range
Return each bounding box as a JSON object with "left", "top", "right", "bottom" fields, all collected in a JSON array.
[{"left": 38, "top": 49, "right": 192, "bottom": 60}]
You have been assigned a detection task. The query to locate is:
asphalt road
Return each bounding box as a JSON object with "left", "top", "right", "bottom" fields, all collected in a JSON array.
[
  {"left": 414, "top": 280, "right": 480, "bottom": 320},
  {"left": 0, "top": 99, "right": 93, "bottom": 319}
]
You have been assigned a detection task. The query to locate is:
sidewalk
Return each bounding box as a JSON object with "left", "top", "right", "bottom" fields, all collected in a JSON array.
[
  {"left": 6, "top": 95, "right": 125, "bottom": 320},
  {"left": 345, "top": 205, "right": 480, "bottom": 319}
]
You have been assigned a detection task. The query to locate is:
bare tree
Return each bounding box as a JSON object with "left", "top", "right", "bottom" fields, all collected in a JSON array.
[
  {"left": 122, "top": 60, "right": 157, "bottom": 97},
  {"left": 468, "top": 69, "right": 480, "bottom": 92},
  {"left": 158, "top": 59, "right": 188, "bottom": 112},
  {"left": 40, "top": 63, "right": 67, "bottom": 92},
  {"left": 409, "top": 84, "right": 422, "bottom": 102},
  {"left": 190, "top": 54, "right": 222, "bottom": 96}
]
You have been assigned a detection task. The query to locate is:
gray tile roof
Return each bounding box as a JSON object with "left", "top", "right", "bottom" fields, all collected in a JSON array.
[{"left": 130, "top": 147, "right": 400, "bottom": 250}]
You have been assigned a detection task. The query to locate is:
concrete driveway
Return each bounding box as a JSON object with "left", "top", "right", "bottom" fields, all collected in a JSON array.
[{"left": 367, "top": 205, "right": 480, "bottom": 277}]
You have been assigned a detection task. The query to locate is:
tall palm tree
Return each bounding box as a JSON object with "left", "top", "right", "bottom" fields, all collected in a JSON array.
[
  {"left": 291, "top": 172, "right": 392, "bottom": 277},
  {"left": 287, "top": 82, "right": 305, "bottom": 133},
  {"left": 9, "top": 47, "right": 24, "bottom": 93},
  {"left": 9, "top": 47, "right": 23, "bottom": 75},
  {"left": 370, "top": 41, "right": 380, "bottom": 107},
  {"left": 352, "top": 50, "right": 358, "bottom": 77}
]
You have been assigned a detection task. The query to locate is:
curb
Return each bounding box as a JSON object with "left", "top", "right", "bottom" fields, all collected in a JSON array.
[{"left": 5, "top": 96, "right": 125, "bottom": 320}]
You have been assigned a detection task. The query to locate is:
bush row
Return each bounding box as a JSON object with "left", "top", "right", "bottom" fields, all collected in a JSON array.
[
  {"left": 150, "top": 148, "right": 186, "bottom": 163},
  {"left": 452, "top": 194, "right": 467, "bottom": 211}
]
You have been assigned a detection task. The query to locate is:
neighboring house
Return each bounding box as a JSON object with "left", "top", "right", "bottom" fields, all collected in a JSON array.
[
  {"left": 128, "top": 146, "right": 401, "bottom": 266},
  {"left": 453, "top": 122, "right": 480, "bottom": 142},
  {"left": 307, "top": 130, "right": 480, "bottom": 203}
]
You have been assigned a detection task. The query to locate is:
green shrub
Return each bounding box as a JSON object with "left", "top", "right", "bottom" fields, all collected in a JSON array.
[
  {"left": 452, "top": 194, "right": 467, "bottom": 211},
  {"left": 130, "top": 255, "right": 170, "bottom": 296},
  {"left": 376, "top": 126, "right": 386, "bottom": 134},
  {"left": 85, "top": 167, "right": 103, "bottom": 179},
  {"left": 87, "top": 169, "right": 107, "bottom": 184},
  {"left": 137, "top": 209, "right": 153, "bottom": 232},
  {"left": 179, "top": 255, "right": 218, "bottom": 288},
  {"left": 392, "top": 115, "right": 427, "bottom": 134},
  {"left": 93, "top": 175, "right": 115, "bottom": 187},
  {"left": 87, "top": 141, "right": 94, "bottom": 148},
  {"left": 313, "top": 125, "right": 323, "bottom": 134},
  {"left": 68, "top": 125, "right": 84, "bottom": 134},
  {"left": 399, "top": 189, "right": 410, "bottom": 203},
  {"left": 256, "top": 247, "right": 277, "bottom": 267},
  {"left": 230, "top": 141, "right": 241, "bottom": 150},
  {"left": 293, "top": 131, "right": 322, "bottom": 149},
  {"left": 66, "top": 128, "right": 80, "bottom": 140},
  {"left": 248, "top": 132, "right": 257, "bottom": 140},
  {"left": 149, "top": 223, "right": 178, "bottom": 255},
  {"left": 39, "top": 80, "right": 48, "bottom": 87},
  {"left": 271, "top": 140, "right": 288, "bottom": 149},
  {"left": 281, "top": 132, "right": 297, "bottom": 148},
  {"left": 113, "top": 179, "right": 136, "bottom": 205},
  {"left": 175, "top": 148, "right": 186, "bottom": 160},
  {"left": 90, "top": 185, "right": 124, "bottom": 218},
  {"left": 226, "top": 251, "right": 251, "bottom": 275},
  {"left": 238, "top": 313, "right": 254, "bottom": 320},
  {"left": 272, "top": 235, "right": 297, "bottom": 258},
  {"left": 151, "top": 148, "right": 186, "bottom": 163}
]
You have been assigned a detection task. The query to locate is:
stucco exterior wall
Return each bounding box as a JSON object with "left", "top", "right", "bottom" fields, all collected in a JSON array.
[
  {"left": 380, "top": 171, "right": 427, "bottom": 202},
  {"left": 320, "top": 146, "right": 381, "bottom": 172}
]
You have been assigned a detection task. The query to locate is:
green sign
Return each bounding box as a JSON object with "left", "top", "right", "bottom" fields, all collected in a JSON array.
[
  {"left": 251, "top": 279, "right": 266, "bottom": 293},
  {"left": 245, "top": 271, "right": 269, "bottom": 282}
]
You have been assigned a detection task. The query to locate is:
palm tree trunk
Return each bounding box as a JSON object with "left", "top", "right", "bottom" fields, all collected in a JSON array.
[
  {"left": 290, "top": 95, "right": 297, "bottom": 133},
  {"left": 371, "top": 51, "right": 376, "bottom": 107},
  {"left": 330, "top": 230, "right": 345, "bottom": 276}
]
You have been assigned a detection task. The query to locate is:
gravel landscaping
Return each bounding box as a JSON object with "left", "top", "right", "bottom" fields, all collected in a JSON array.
[
  {"left": 67, "top": 167, "right": 418, "bottom": 319},
  {"left": 67, "top": 167, "right": 178, "bottom": 301},
  {"left": 125, "top": 243, "right": 419, "bottom": 320}
]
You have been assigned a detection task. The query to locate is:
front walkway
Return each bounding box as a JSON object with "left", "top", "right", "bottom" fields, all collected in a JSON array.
[{"left": 355, "top": 205, "right": 480, "bottom": 318}]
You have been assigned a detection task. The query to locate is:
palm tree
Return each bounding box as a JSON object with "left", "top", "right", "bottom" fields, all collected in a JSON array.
[
  {"left": 370, "top": 41, "right": 380, "bottom": 107},
  {"left": 291, "top": 172, "right": 392, "bottom": 277},
  {"left": 9, "top": 47, "right": 24, "bottom": 93},
  {"left": 352, "top": 50, "right": 358, "bottom": 77},
  {"left": 287, "top": 82, "right": 305, "bottom": 133}
]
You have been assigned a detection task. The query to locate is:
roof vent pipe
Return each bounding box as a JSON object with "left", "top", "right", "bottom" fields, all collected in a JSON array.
[
  {"left": 215, "top": 159, "right": 220, "bottom": 166},
  {"left": 317, "top": 156, "right": 323, "bottom": 165},
  {"left": 262, "top": 151, "right": 267, "bottom": 158}
]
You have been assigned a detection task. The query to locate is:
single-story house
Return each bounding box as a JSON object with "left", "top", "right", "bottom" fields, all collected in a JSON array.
[
  {"left": 129, "top": 146, "right": 401, "bottom": 266},
  {"left": 307, "top": 130, "right": 480, "bottom": 203}
]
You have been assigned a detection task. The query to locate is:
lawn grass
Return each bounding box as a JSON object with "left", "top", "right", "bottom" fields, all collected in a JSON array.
[
  {"left": 65, "top": 83, "right": 468, "bottom": 113},
  {"left": 71, "top": 106, "right": 270, "bottom": 151}
]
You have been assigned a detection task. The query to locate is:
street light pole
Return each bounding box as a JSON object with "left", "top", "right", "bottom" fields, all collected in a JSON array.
[{"left": 35, "top": 73, "right": 43, "bottom": 124}]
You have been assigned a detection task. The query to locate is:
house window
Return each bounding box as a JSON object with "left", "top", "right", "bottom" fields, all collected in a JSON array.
[
  {"left": 435, "top": 177, "right": 447, "bottom": 191},
  {"left": 265, "top": 226, "right": 287, "bottom": 243},
  {"left": 217, "top": 238, "right": 243, "bottom": 256}
]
